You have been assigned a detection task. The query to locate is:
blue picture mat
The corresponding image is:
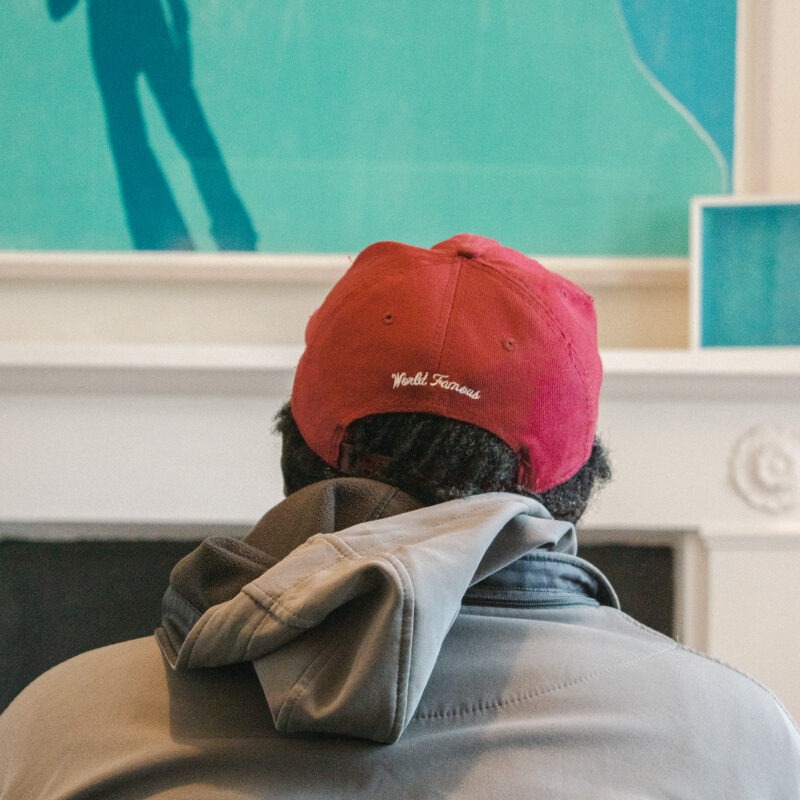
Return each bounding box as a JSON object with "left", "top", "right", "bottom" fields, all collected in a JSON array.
[{"left": 700, "top": 203, "right": 800, "bottom": 346}]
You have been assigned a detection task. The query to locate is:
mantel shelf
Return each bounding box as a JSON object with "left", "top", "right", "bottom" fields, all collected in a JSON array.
[{"left": 1, "top": 343, "right": 798, "bottom": 400}]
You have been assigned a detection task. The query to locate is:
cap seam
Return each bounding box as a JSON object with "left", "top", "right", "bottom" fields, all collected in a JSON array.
[{"left": 433, "top": 257, "right": 465, "bottom": 375}]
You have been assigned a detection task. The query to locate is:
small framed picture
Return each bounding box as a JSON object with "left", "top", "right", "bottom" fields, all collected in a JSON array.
[{"left": 690, "top": 196, "right": 800, "bottom": 347}]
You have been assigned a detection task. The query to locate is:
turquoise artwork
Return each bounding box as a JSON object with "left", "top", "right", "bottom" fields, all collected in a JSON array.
[
  {"left": 1, "top": 1, "right": 736, "bottom": 253},
  {"left": 698, "top": 201, "right": 800, "bottom": 347}
]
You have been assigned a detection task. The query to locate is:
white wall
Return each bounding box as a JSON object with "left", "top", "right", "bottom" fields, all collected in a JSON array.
[{"left": 735, "top": 0, "right": 800, "bottom": 193}]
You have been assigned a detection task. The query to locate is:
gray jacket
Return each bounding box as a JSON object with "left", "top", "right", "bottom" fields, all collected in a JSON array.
[{"left": 1, "top": 478, "right": 799, "bottom": 798}]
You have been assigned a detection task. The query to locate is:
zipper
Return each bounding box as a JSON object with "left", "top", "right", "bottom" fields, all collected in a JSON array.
[{"left": 462, "top": 589, "right": 597, "bottom": 609}]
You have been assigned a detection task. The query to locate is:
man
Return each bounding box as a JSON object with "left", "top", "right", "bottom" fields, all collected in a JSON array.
[{"left": 1, "top": 234, "right": 798, "bottom": 798}]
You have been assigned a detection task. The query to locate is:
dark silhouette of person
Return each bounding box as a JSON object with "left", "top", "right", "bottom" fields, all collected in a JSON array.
[{"left": 48, "top": 0, "right": 258, "bottom": 251}]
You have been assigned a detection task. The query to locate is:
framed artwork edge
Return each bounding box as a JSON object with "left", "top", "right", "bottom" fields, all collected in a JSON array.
[
  {"left": 0, "top": 251, "right": 688, "bottom": 290},
  {"left": 689, "top": 193, "right": 800, "bottom": 349}
]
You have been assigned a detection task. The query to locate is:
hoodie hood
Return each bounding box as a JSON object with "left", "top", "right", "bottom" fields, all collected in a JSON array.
[{"left": 156, "top": 479, "right": 609, "bottom": 743}]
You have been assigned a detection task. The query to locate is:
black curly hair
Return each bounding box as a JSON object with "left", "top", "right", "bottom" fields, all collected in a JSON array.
[{"left": 274, "top": 402, "right": 610, "bottom": 524}]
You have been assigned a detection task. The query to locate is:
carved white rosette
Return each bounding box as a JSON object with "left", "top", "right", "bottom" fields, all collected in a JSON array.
[{"left": 730, "top": 426, "right": 800, "bottom": 513}]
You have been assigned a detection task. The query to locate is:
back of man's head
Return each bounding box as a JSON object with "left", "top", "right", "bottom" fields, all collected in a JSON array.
[{"left": 279, "top": 233, "right": 610, "bottom": 523}]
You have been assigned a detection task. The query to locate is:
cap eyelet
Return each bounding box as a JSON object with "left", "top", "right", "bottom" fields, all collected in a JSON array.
[
  {"left": 383, "top": 312, "right": 394, "bottom": 325},
  {"left": 503, "top": 337, "right": 517, "bottom": 351}
]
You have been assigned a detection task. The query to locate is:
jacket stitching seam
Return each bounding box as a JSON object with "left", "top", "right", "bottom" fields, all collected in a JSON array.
[{"left": 413, "top": 644, "right": 676, "bottom": 723}]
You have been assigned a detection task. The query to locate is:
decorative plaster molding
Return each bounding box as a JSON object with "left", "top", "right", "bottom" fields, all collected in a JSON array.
[{"left": 729, "top": 426, "right": 800, "bottom": 514}]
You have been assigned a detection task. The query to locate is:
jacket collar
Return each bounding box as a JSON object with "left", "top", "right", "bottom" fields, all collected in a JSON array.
[{"left": 465, "top": 550, "right": 619, "bottom": 609}]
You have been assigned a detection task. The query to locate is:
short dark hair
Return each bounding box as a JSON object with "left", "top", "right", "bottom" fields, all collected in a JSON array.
[{"left": 274, "top": 403, "right": 610, "bottom": 524}]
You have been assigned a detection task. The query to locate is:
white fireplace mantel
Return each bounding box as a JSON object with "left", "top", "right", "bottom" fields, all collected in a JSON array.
[
  {"left": 1, "top": 341, "right": 799, "bottom": 719},
  {"left": 2, "top": 341, "right": 799, "bottom": 395},
  {"left": 1, "top": 342, "right": 798, "bottom": 529}
]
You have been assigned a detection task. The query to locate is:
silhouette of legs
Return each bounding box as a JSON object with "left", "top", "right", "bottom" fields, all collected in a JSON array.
[
  {"left": 147, "top": 65, "right": 258, "bottom": 251},
  {"left": 92, "top": 60, "right": 194, "bottom": 250},
  {"left": 86, "top": 0, "right": 257, "bottom": 251}
]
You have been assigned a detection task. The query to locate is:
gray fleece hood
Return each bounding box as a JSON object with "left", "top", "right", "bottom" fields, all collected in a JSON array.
[{"left": 156, "top": 479, "right": 585, "bottom": 743}]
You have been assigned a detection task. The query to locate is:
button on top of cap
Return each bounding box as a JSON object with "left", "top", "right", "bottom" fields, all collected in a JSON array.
[{"left": 435, "top": 233, "right": 497, "bottom": 261}]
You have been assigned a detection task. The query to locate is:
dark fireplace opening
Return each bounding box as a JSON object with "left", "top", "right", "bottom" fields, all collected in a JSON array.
[
  {"left": 0, "top": 537, "right": 206, "bottom": 712},
  {"left": 579, "top": 543, "right": 674, "bottom": 638},
  {"left": 0, "top": 529, "right": 676, "bottom": 713}
]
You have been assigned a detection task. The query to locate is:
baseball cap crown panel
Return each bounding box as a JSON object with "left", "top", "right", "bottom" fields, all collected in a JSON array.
[
  {"left": 293, "top": 242, "right": 461, "bottom": 465},
  {"left": 436, "top": 253, "right": 600, "bottom": 490}
]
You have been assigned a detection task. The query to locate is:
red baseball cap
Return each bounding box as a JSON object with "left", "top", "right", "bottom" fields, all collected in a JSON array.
[{"left": 291, "top": 234, "right": 602, "bottom": 493}]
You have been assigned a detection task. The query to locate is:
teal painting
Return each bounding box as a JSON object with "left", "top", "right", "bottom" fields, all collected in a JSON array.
[
  {"left": 698, "top": 202, "right": 800, "bottom": 347},
  {"left": 1, "top": 1, "right": 736, "bottom": 253}
]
